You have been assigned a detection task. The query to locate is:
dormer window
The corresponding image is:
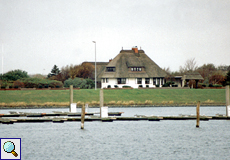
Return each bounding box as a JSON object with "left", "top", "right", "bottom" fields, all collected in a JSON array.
[
  {"left": 131, "top": 67, "right": 142, "bottom": 71},
  {"left": 106, "top": 67, "right": 115, "bottom": 72}
]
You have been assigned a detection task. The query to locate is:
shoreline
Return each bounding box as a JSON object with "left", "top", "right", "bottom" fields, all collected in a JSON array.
[{"left": 0, "top": 103, "right": 225, "bottom": 109}]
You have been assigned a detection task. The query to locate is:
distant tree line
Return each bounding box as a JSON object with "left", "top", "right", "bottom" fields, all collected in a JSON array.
[
  {"left": 0, "top": 63, "right": 95, "bottom": 89},
  {"left": 1, "top": 59, "right": 229, "bottom": 89},
  {"left": 163, "top": 58, "right": 230, "bottom": 87},
  {"left": 46, "top": 63, "right": 95, "bottom": 88},
  {"left": 0, "top": 70, "right": 63, "bottom": 89}
]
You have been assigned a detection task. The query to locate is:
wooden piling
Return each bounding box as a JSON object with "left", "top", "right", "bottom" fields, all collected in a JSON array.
[
  {"left": 81, "top": 104, "right": 85, "bottom": 129},
  {"left": 226, "top": 85, "right": 229, "bottom": 116},
  {"left": 196, "top": 101, "right": 200, "bottom": 128},
  {"left": 69, "top": 85, "right": 73, "bottom": 112},
  {"left": 100, "top": 89, "right": 104, "bottom": 118},
  {"left": 70, "top": 85, "right": 73, "bottom": 104}
]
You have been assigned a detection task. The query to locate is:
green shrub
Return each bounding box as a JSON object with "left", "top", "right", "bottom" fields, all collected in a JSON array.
[
  {"left": 13, "top": 80, "right": 25, "bottom": 88},
  {"left": 38, "top": 85, "right": 43, "bottom": 89},
  {"left": 19, "top": 78, "right": 63, "bottom": 88},
  {"left": 166, "top": 81, "right": 175, "bottom": 85},
  {"left": 199, "top": 83, "right": 207, "bottom": 87},
  {"left": 213, "top": 84, "right": 223, "bottom": 87},
  {"left": 123, "top": 86, "right": 131, "bottom": 88},
  {"left": 64, "top": 78, "right": 94, "bottom": 89},
  {"left": 162, "top": 83, "right": 169, "bottom": 87},
  {"left": 0, "top": 69, "right": 29, "bottom": 81},
  {"left": 208, "top": 84, "right": 214, "bottom": 87},
  {"left": 172, "top": 84, "right": 178, "bottom": 87},
  {"left": 85, "top": 79, "right": 94, "bottom": 89}
]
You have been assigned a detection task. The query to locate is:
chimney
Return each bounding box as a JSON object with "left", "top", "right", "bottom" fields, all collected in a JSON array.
[
  {"left": 132, "top": 46, "right": 138, "bottom": 53},
  {"left": 109, "top": 59, "right": 112, "bottom": 62}
]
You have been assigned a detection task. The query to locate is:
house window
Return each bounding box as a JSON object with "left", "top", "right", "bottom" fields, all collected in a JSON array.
[
  {"left": 117, "top": 78, "right": 126, "bottom": 84},
  {"left": 161, "top": 78, "right": 163, "bottom": 85},
  {"left": 157, "top": 78, "right": 160, "bottom": 85},
  {"left": 145, "top": 78, "right": 150, "bottom": 84},
  {"left": 137, "top": 78, "right": 142, "bottom": 84},
  {"left": 153, "top": 78, "right": 156, "bottom": 85},
  {"left": 131, "top": 67, "right": 142, "bottom": 71},
  {"left": 102, "top": 78, "right": 109, "bottom": 83},
  {"left": 106, "top": 67, "right": 115, "bottom": 72}
]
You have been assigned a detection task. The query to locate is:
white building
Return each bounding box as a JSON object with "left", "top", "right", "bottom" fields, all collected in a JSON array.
[{"left": 100, "top": 47, "right": 167, "bottom": 89}]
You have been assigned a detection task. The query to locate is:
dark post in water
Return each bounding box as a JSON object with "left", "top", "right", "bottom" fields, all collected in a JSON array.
[
  {"left": 70, "top": 85, "right": 73, "bottom": 105},
  {"left": 81, "top": 104, "right": 86, "bottom": 129},
  {"left": 196, "top": 101, "right": 200, "bottom": 128},
  {"left": 226, "top": 86, "right": 229, "bottom": 116},
  {"left": 100, "top": 89, "right": 104, "bottom": 118}
]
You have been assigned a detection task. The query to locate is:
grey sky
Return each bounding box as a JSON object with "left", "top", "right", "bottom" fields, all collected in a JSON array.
[{"left": 0, "top": 0, "right": 230, "bottom": 75}]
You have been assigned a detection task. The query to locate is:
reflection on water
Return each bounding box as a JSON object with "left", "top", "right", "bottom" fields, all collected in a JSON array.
[{"left": 1, "top": 107, "right": 229, "bottom": 160}]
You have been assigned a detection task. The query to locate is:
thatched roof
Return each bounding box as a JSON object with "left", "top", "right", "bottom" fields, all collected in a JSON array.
[
  {"left": 101, "top": 49, "right": 167, "bottom": 78},
  {"left": 182, "top": 72, "right": 204, "bottom": 80}
]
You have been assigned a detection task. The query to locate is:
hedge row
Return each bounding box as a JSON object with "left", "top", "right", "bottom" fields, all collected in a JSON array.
[
  {"left": 63, "top": 78, "right": 94, "bottom": 89},
  {"left": 0, "top": 78, "right": 63, "bottom": 89}
]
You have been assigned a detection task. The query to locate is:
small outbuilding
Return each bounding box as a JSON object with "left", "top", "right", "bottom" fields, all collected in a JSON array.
[{"left": 182, "top": 72, "right": 204, "bottom": 88}]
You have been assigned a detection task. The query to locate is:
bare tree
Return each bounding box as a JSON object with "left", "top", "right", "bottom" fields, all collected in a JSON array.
[
  {"left": 179, "top": 58, "right": 198, "bottom": 73},
  {"left": 162, "top": 67, "right": 171, "bottom": 75}
]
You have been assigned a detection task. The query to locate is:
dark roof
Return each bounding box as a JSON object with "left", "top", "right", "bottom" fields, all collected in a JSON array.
[
  {"left": 182, "top": 72, "right": 204, "bottom": 80},
  {"left": 101, "top": 49, "right": 167, "bottom": 78}
]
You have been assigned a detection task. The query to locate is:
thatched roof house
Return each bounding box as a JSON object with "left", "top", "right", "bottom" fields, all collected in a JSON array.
[
  {"left": 102, "top": 49, "right": 166, "bottom": 78},
  {"left": 100, "top": 47, "right": 167, "bottom": 88}
]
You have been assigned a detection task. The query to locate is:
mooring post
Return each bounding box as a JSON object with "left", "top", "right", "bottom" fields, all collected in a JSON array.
[
  {"left": 70, "top": 85, "right": 73, "bottom": 104},
  {"left": 100, "top": 89, "right": 104, "bottom": 118},
  {"left": 196, "top": 101, "right": 200, "bottom": 128},
  {"left": 226, "top": 85, "right": 229, "bottom": 116},
  {"left": 69, "top": 85, "right": 73, "bottom": 112},
  {"left": 81, "top": 104, "right": 86, "bottom": 129}
]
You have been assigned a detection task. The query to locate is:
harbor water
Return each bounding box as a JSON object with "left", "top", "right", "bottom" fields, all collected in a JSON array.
[{"left": 1, "top": 106, "right": 230, "bottom": 160}]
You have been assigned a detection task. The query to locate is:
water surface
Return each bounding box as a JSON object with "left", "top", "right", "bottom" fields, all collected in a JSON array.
[{"left": 1, "top": 107, "right": 229, "bottom": 160}]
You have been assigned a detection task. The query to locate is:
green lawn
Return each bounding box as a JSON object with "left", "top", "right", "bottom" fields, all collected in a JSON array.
[{"left": 0, "top": 88, "right": 228, "bottom": 107}]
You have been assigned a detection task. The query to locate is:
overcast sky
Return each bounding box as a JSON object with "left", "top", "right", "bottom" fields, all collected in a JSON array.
[{"left": 0, "top": 0, "right": 230, "bottom": 75}]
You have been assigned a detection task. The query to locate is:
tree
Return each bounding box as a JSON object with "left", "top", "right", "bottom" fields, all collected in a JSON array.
[
  {"left": 64, "top": 63, "right": 94, "bottom": 79},
  {"left": 78, "top": 63, "right": 94, "bottom": 79},
  {"left": 0, "top": 69, "right": 29, "bottom": 81},
  {"left": 60, "top": 65, "right": 71, "bottom": 82},
  {"left": 179, "top": 58, "right": 198, "bottom": 74},
  {"left": 163, "top": 67, "right": 175, "bottom": 85},
  {"left": 197, "top": 63, "right": 216, "bottom": 84},
  {"left": 225, "top": 70, "right": 230, "bottom": 85},
  {"left": 47, "top": 65, "right": 60, "bottom": 78},
  {"left": 209, "top": 71, "right": 226, "bottom": 85}
]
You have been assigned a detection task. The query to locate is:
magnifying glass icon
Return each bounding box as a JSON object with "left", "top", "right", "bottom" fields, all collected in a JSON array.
[{"left": 3, "top": 141, "right": 18, "bottom": 157}]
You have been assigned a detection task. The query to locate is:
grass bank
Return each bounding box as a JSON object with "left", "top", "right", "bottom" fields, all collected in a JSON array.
[{"left": 0, "top": 89, "right": 228, "bottom": 108}]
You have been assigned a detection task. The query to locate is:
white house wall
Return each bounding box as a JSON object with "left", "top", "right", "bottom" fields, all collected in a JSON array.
[{"left": 101, "top": 78, "right": 164, "bottom": 89}]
